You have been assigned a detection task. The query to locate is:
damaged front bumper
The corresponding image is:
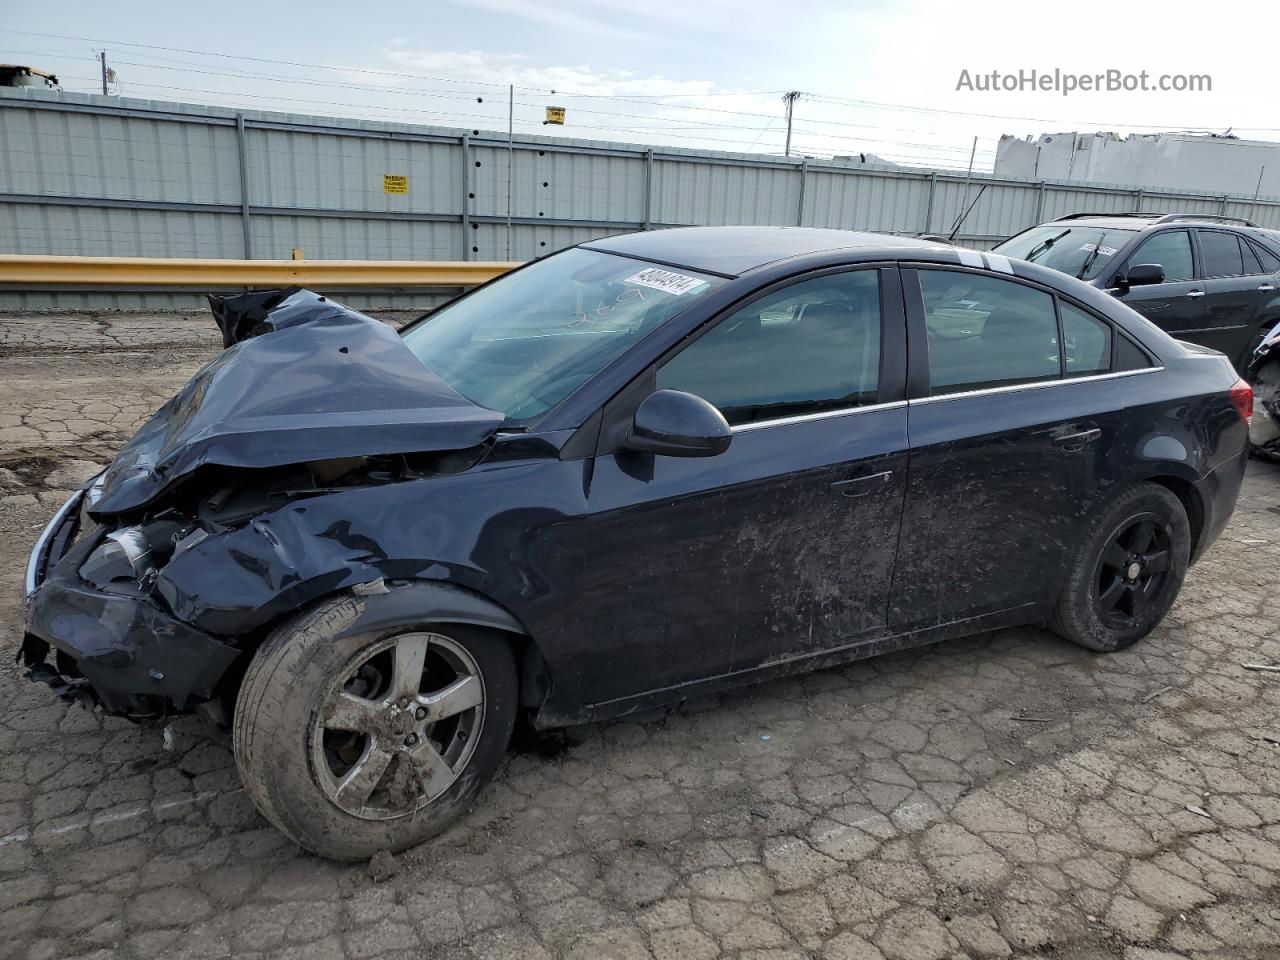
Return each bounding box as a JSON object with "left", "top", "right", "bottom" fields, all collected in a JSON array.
[{"left": 20, "top": 487, "right": 239, "bottom": 717}]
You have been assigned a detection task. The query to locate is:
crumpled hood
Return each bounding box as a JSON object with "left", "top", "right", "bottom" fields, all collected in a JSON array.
[{"left": 93, "top": 289, "right": 504, "bottom": 516}]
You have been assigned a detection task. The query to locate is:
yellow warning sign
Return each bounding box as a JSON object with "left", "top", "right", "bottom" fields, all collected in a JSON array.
[
  {"left": 383, "top": 174, "right": 409, "bottom": 194},
  {"left": 544, "top": 106, "right": 566, "bottom": 125}
]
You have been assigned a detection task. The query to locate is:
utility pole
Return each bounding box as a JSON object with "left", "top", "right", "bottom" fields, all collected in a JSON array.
[
  {"left": 99, "top": 49, "right": 108, "bottom": 95},
  {"left": 782, "top": 91, "right": 802, "bottom": 158},
  {"left": 1250, "top": 165, "right": 1267, "bottom": 223}
]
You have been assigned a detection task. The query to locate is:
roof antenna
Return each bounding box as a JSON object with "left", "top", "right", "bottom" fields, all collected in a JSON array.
[
  {"left": 948, "top": 137, "right": 984, "bottom": 242},
  {"left": 947, "top": 184, "right": 987, "bottom": 243}
]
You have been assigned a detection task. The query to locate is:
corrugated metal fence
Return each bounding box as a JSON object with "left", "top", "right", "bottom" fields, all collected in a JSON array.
[{"left": 5, "top": 87, "right": 1280, "bottom": 310}]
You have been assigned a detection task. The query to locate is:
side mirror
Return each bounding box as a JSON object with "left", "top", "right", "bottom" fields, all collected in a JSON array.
[
  {"left": 625, "top": 390, "right": 732, "bottom": 458},
  {"left": 1122, "top": 263, "right": 1165, "bottom": 288}
]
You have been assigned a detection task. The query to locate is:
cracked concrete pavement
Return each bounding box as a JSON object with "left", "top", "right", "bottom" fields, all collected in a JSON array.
[{"left": 2, "top": 311, "right": 1280, "bottom": 960}]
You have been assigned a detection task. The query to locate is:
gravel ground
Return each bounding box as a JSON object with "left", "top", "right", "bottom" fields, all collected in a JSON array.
[{"left": 2, "top": 312, "right": 1279, "bottom": 960}]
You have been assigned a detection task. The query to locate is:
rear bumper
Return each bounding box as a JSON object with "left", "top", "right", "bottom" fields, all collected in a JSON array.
[
  {"left": 1192, "top": 444, "right": 1249, "bottom": 563},
  {"left": 20, "top": 489, "right": 239, "bottom": 717}
]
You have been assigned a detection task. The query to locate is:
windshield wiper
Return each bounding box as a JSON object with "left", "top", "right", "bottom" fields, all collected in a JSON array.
[
  {"left": 1023, "top": 229, "right": 1070, "bottom": 263},
  {"left": 1076, "top": 238, "right": 1106, "bottom": 279}
]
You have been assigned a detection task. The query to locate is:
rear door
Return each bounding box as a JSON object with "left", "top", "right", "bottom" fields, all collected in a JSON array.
[
  {"left": 1112, "top": 229, "right": 1209, "bottom": 342},
  {"left": 1196, "top": 229, "right": 1273, "bottom": 365},
  {"left": 566, "top": 266, "right": 909, "bottom": 707},
  {"left": 890, "top": 265, "right": 1154, "bottom": 630}
]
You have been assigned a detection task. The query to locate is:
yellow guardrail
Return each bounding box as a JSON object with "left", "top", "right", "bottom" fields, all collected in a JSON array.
[{"left": 0, "top": 255, "right": 520, "bottom": 287}]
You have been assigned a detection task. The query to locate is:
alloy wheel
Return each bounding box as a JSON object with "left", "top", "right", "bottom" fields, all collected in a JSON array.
[
  {"left": 1093, "top": 513, "right": 1173, "bottom": 629},
  {"left": 310, "top": 631, "right": 485, "bottom": 820}
]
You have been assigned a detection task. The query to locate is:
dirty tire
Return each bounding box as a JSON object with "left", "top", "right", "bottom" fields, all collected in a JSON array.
[
  {"left": 233, "top": 594, "right": 517, "bottom": 861},
  {"left": 1050, "top": 482, "right": 1190, "bottom": 652}
]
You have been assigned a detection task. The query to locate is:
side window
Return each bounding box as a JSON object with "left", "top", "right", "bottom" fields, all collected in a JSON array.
[
  {"left": 1126, "top": 230, "right": 1194, "bottom": 281},
  {"left": 1060, "top": 303, "right": 1112, "bottom": 376},
  {"left": 918, "top": 270, "right": 1058, "bottom": 395},
  {"left": 657, "top": 270, "right": 881, "bottom": 426},
  {"left": 1198, "top": 230, "right": 1246, "bottom": 277},
  {"left": 1248, "top": 240, "right": 1280, "bottom": 274},
  {"left": 1241, "top": 238, "right": 1264, "bottom": 274},
  {"left": 1115, "top": 334, "right": 1154, "bottom": 371}
]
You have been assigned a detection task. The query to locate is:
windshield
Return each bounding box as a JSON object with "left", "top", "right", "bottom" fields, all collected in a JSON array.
[
  {"left": 401, "top": 248, "right": 725, "bottom": 422},
  {"left": 993, "top": 225, "right": 1138, "bottom": 280}
]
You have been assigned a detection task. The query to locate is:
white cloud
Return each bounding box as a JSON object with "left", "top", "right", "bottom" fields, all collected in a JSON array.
[{"left": 433, "top": 0, "right": 651, "bottom": 40}]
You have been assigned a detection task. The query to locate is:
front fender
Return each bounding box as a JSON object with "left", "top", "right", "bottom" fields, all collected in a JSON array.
[
  {"left": 153, "top": 457, "right": 587, "bottom": 642},
  {"left": 154, "top": 500, "right": 492, "bottom": 638}
]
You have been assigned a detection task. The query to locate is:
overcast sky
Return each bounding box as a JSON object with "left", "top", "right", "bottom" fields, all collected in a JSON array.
[{"left": 3, "top": 0, "right": 1274, "bottom": 172}]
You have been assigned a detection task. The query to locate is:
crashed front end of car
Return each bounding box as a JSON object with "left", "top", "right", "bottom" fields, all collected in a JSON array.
[
  {"left": 19, "top": 288, "right": 504, "bottom": 720},
  {"left": 21, "top": 474, "right": 241, "bottom": 716},
  {"left": 1247, "top": 321, "right": 1280, "bottom": 459}
]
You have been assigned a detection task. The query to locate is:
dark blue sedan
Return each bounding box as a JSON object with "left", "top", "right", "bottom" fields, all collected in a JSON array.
[{"left": 21, "top": 226, "right": 1251, "bottom": 859}]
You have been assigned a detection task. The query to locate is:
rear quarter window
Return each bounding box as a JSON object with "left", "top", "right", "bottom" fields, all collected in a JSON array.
[{"left": 1115, "top": 333, "right": 1155, "bottom": 371}]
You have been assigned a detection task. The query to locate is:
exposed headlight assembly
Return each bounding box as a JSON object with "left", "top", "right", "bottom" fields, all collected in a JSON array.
[{"left": 80, "top": 519, "right": 187, "bottom": 591}]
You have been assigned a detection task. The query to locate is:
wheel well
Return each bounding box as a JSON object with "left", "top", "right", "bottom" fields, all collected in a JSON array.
[
  {"left": 1145, "top": 474, "right": 1205, "bottom": 560},
  {"left": 216, "top": 581, "right": 553, "bottom": 719}
]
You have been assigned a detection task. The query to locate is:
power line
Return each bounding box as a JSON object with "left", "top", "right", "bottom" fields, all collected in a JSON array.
[
  {"left": 17, "top": 27, "right": 1280, "bottom": 136},
  {"left": 51, "top": 74, "right": 986, "bottom": 168},
  {"left": 5, "top": 38, "right": 1036, "bottom": 152},
  {"left": 5, "top": 30, "right": 780, "bottom": 100},
  {"left": 41, "top": 53, "right": 996, "bottom": 161}
]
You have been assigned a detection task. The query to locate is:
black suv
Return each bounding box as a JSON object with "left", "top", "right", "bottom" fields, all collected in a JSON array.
[{"left": 994, "top": 212, "right": 1280, "bottom": 369}]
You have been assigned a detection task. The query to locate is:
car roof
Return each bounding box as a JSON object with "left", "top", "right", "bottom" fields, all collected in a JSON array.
[{"left": 582, "top": 226, "right": 945, "bottom": 277}]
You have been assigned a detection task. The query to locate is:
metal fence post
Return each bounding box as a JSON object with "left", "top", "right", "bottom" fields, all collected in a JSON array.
[
  {"left": 1221, "top": 194, "right": 1230, "bottom": 214},
  {"left": 1134, "top": 188, "right": 1144, "bottom": 212},
  {"left": 643, "top": 148, "right": 654, "bottom": 230},
  {"left": 797, "top": 158, "right": 808, "bottom": 227},
  {"left": 924, "top": 172, "right": 937, "bottom": 234},
  {"left": 461, "top": 134, "right": 472, "bottom": 261},
  {"left": 234, "top": 114, "right": 252, "bottom": 259},
  {"left": 1034, "top": 181, "right": 1046, "bottom": 223}
]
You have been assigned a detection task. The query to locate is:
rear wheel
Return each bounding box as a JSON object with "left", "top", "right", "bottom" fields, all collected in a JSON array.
[
  {"left": 1050, "top": 482, "right": 1190, "bottom": 652},
  {"left": 233, "top": 595, "right": 517, "bottom": 860}
]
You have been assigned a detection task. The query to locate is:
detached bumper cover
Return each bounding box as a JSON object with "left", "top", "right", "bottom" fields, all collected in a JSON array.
[{"left": 21, "top": 490, "right": 239, "bottom": 716}]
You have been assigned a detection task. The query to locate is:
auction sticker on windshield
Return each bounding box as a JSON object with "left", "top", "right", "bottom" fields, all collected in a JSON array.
[{"left": 624, "top": 268, "right": 708, "bottom": 296}]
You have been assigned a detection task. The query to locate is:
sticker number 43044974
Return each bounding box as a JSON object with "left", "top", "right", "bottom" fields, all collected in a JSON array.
[{"left": 623, "top": 267, "right": 707, "bottom": 296}]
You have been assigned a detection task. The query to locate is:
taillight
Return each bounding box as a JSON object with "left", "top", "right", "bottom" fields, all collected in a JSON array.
[{"left": 1229, "top": 379, "right": 1253, "bottom": 421}]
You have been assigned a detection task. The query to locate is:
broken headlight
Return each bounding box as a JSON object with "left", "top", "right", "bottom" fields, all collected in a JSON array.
[{"left": 80, "top": 519, "right": 189, "bottom": 591}]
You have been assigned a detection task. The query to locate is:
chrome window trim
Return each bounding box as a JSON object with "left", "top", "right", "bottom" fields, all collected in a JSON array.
[
  {"left": 911, "top": 366, "right": 1164, "bottom": 406},
  {"left": 24, "top": 489, "right": 84, "bottom": 598},
  {"left": 1169, "top": 324, "right": 1248, "bottom": 334},
  {"left": 731, "top": 400, "right": 908, "bottom": 433}
]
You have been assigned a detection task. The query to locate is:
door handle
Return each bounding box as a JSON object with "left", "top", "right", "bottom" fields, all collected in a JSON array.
[
  {"left": 1259, "top": 284, "right": 1275, "bottom": 292},
  {"left": 830, "top": 470, "right": 893, "bottom": 497},
  {"left": 1186, "top": 290, "right": 1205, "bottom": 299},
  {"left": 1054, "top": 427, "right": 1101, "bottom": 449}
]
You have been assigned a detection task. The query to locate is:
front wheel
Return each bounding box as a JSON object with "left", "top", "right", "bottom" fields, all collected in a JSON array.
[
  {"left": 1050, "top": 482, "right": 1190, "bottom": 652},
  {"left": 233, "top": 595, "right": 517, "bottom": 860}
]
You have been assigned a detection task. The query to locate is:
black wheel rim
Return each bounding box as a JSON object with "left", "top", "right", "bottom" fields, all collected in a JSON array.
[{"left": 1093, "top": 513, "right": 1173, "bottom": 629}]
